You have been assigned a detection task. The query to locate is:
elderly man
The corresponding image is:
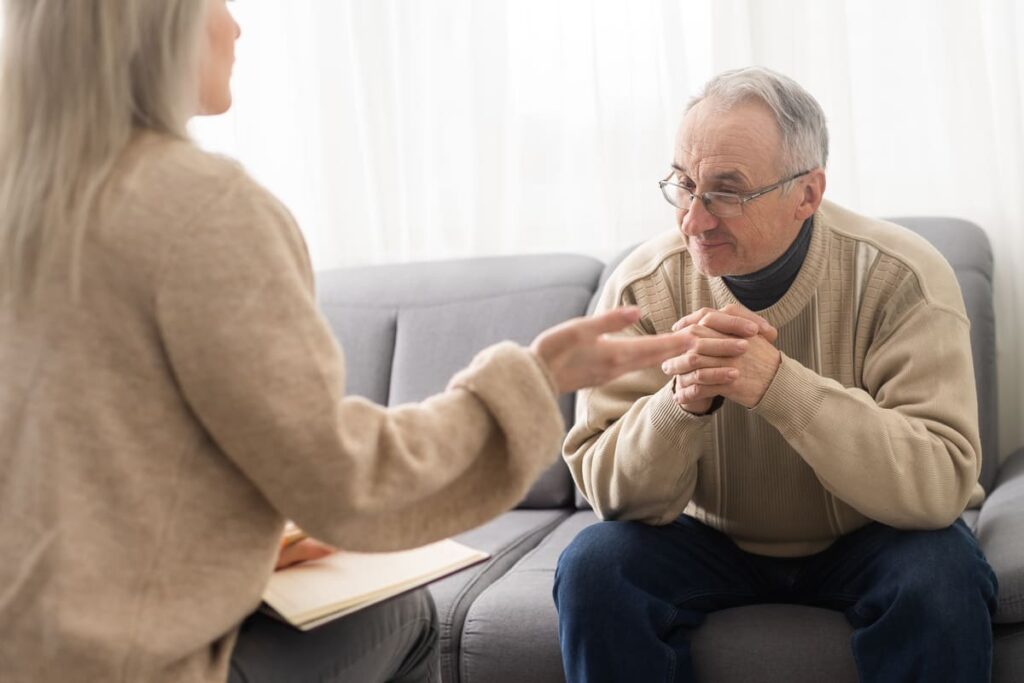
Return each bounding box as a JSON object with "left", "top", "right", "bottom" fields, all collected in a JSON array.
[{"left": 554, "top": 67, "right": 998, "bottom": 682}]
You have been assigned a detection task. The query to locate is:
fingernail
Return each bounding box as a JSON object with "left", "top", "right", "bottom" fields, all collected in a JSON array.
[
  {"left": 744, "top": 323, "right": 758, "bottom": 335},
  {"left": 728, "top": 369, "right": 739, "bottom": 378},
  {"left": 662, "top": 363, "right": 669, "bottom": 374},
  {"left": 737, "top": 340, "right": 748, "bottom": 349}
]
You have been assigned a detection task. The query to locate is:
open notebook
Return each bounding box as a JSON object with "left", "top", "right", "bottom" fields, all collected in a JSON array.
[{"left": 262, "top": 539, "right": 489, "bottom": 631}]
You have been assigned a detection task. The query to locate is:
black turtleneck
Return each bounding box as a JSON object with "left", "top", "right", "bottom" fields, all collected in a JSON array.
[{"left": 723, "top": 217, "right": 814, "bottom": 311}]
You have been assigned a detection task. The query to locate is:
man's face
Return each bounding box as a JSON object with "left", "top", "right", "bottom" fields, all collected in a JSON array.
[{"left": 673, "top": 98, "right": 807, "bottom": 277}]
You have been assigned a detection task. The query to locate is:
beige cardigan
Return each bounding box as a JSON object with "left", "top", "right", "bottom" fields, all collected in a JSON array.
[
  {"left": 0, "top": 134, "right": 564, "bottom": 682},
  {"left": 565, "top": 200, "right": 983, "bottom": 557}
]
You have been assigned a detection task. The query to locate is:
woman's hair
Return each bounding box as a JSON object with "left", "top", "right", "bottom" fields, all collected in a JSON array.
[{"left": 0, "top": 0, "right": 206, "bottom": 303}]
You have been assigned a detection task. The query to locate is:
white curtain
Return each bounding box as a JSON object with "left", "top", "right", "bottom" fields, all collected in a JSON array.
[{"left": 197, "top": 0, "right": 1024, "bottom": 462}]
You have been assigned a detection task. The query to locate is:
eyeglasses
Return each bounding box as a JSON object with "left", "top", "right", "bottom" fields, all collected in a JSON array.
[{"left": 659, "top": 169, "right": 812, "bottom": 218}]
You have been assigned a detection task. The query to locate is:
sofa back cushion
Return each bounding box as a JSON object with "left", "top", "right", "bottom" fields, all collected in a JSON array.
[{"left": 317, "top": 253, "right": 603, "bottom": 509}]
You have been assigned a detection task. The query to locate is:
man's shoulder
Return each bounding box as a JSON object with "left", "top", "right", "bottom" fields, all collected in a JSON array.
[
  {"left": 819, "top": 199, "right": 962, "bottom": 310},
  {"left": 603, "top": 229, "right": 688, "bottom": 299}
]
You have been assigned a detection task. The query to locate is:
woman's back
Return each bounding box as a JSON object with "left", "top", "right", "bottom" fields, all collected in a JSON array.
[{"left": 0, "top": 134, "right": 292, "bottom": 682}]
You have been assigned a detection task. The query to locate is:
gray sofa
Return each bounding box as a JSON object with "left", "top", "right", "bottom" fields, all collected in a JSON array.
[{"left": 315, "top": 217, "right": 1024, "bottom": 683}]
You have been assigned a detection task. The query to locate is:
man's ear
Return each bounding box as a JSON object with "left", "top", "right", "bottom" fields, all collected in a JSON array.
[{"left": 795, "top": 169, "right": 826, "bottom": 221}]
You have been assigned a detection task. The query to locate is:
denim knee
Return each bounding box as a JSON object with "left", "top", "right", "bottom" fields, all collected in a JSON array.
[
  {"left": 553, "top": 521, "right": 645, "bottom": 609},
  {"left": 878, "top": 524, "right": 997, "bottom": 623}
]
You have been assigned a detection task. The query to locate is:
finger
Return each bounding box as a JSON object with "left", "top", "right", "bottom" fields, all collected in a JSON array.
[
  {"left": 536, "top": 307, "right": 644, "bottom": 361},
  {"left": 694, "top": 311, "right": 761, "bottom": 337},
  {"left": 692, "top": 336, "right": 749, "bottom": 358},
  {"left": 683, "top": 324, "right": 735, "bottom": 340},
  {"left": 719, "top": 303, "right": 778, "bottom": 341},
  {"left": 604, "top": 332, "right": 689, "bottom": 372},
  {"left": 661, "top": 351, "right": 729, "bottom": 376},
  {"left": 579, "top": 307, "right": 643, "bottom": 337},
  {"left": 677, "top": 366, "right": 739, "bottom": 387},
  {"left": 671, "top": 307, "right": 716, "bottom": 332},
  {"left": 674, "top": 379, "right": 734, "bottom": 404}
]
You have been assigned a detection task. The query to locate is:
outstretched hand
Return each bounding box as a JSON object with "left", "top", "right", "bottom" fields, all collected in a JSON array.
[{"left": 531, "top": 307, "right": 689, "bottom": 394}]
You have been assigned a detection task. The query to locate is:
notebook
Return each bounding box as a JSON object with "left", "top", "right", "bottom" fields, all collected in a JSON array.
[{"left": 262, "top": 538, "right": 489, "bottom": 631}]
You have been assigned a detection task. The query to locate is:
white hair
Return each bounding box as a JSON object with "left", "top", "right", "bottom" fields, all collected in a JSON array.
[
  {"left": 687, "top": 66, "right": 829, "bottom": 177},
  {"left": 0, "top": 0, "right": 207, "bottom": 305}
]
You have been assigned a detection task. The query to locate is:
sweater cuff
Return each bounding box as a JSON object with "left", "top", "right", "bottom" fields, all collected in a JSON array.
[
  {"left": 526, "top": 348, "right": 560, "bottom": 397},
  {"left": 752, "top": 352, "right": 827, "bottom": 440},
  {"left": 447, "top": 341, "right": 565, "bottom": 470},
  {"left": 648, "top": 380, "right": 714, "bottom": 443}
]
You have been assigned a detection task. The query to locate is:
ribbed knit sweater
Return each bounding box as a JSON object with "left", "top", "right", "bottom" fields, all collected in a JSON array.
[
  {"left": 564, "top": 200, "right": 983, "bottom": 557},
  {"left": 0, "top": 133, "right": 565, "bottom": 683}
]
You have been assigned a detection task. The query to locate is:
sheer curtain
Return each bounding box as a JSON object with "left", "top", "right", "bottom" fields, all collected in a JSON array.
[{"left": 186, "top": 0, "right": 1024, "bottom": 461}]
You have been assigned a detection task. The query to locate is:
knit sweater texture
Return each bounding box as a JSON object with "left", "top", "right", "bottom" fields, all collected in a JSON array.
[
  {"left": 564, "top": 199, "right": 983, "bottom": 557},
  {"left": 0, "top": 133, "right": 565, "bottom": 682}
]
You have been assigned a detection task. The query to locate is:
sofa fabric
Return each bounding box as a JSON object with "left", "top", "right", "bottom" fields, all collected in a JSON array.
[
  {"left": 437, "top": 510, "right": 570, "bottom": 682},
  {"left": 313, "top": 216, "right": 1019, "bottom": 683},
  {"left": 978, "top": 448, "right": 1024, "bottom": 623}
]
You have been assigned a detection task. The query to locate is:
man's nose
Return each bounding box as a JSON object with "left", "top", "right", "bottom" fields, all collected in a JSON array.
[{"left": 680, "top": 196, "right": 718, "bottom": 237}]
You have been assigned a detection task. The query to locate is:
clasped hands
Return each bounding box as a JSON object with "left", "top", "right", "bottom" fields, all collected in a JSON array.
[{"left": 662, "top": 303, "right": 782, "bottom": 414}]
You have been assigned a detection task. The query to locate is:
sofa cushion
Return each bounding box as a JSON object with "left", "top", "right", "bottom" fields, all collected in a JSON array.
[
  {"left": 383, "top": 256, "right": 602, "bottom": 508},
  {"left": 459, "top": 511, "right": 595, "bottom": 682},
  {"left": 315, "top": 303, "right": 397, "bottom": 405},
  {"left": 429, "top": 509, "right": 569, "bottom": 683},
  {"left": 978, "top": 448, "right": 1024, "bottom": 623}
]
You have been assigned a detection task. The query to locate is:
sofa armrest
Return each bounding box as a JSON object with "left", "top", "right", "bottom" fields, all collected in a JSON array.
[{"left": 977, "top": 448, "right": 1024, "bottom": 623}]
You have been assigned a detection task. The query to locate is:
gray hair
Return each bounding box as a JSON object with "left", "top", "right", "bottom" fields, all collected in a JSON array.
[
  {"left": 687, "top": 66, "right": 829, "bottom": 177},
  {"left": 0, "top": 0, "right": 207, "bottom": 304}
]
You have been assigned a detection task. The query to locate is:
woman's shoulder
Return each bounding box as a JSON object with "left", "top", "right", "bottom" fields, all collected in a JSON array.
[
  {"left": 102, "top": 131, "right": 309, "bottom": 285},
  {"left": 120, "top": 131, "right": 261, "bottom": 206},
  {"left": 111, "top": 131, "right": 297, "bottom": 239}
]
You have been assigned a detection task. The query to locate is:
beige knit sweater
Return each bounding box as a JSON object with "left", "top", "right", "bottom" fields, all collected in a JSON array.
[
  {"left": 564, "top": 200, "right": 983, "bottom": 557},
  {"left": 0, "top": 133, "right": 565, "bottom": 683}
]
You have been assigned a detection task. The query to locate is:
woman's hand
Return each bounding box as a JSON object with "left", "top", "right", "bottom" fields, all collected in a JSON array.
[
  {"left": 530, "top": 307, "right": 689, "bottom": 394},
  {"left": 275, "top": 537, "right": 336, "bottom": 570}
]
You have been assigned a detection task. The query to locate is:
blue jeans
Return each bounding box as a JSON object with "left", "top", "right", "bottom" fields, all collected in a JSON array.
[{"left": 553, "top": 516, "right": 997, "bottom": 683}]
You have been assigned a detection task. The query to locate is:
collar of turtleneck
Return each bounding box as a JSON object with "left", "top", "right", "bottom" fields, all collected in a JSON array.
[{"left": 722, "top": 217, "right": 814, "bottom": 312}]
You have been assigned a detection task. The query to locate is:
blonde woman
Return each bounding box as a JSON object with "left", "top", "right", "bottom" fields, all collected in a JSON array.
[{"left": 0, "top": 1, "right": 686, "bottom": 682}]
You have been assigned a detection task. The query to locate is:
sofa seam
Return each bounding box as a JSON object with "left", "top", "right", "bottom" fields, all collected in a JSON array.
[
  {"left": 460, "top": 514, "right": 596, "bottom": 683},
  {"left": 445, "top": 510, "right": 571, "bottom": 683}
]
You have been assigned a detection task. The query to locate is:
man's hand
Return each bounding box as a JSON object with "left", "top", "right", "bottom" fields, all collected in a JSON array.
[{"left": 663, "top": 304, "right": 781, "bottom": 412}]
